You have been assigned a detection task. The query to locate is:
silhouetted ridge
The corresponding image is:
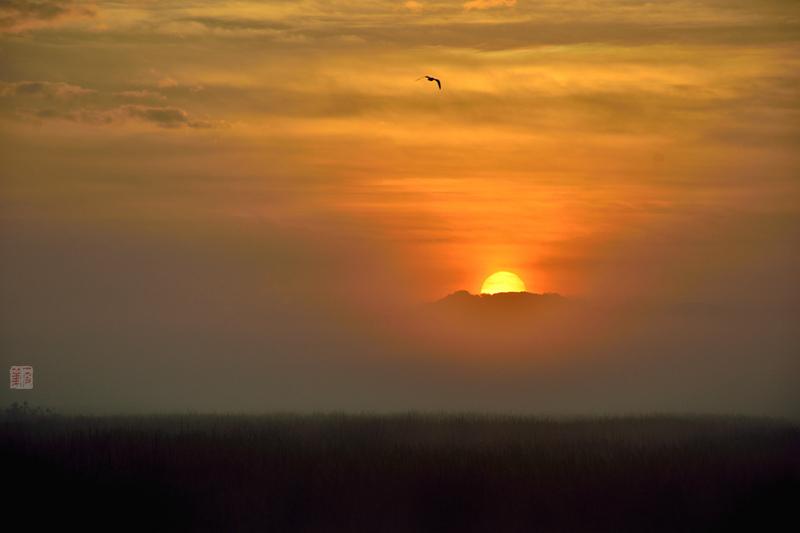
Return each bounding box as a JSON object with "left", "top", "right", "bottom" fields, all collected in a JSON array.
[
  {"left": 435, "top": 290, "right": 565, "bottom": 306},
  {"left": 430, "top": 290, "right": 567, "bottom": 321}
]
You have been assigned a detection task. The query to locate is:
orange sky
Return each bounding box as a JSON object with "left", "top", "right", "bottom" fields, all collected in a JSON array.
[
  {"left": 2, "top": 1, "right": 798, "bottom": 302},
  {"left": 1, "top": 1, "right": 799, "bottom": 414}
]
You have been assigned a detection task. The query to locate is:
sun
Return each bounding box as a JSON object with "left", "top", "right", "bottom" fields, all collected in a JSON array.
[{"left": 480, "top": 271, "right": 527, "bottom": 295}]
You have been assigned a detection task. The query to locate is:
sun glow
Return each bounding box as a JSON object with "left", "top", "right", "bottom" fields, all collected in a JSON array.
[{"left": 480, "top": 271, "right": 527, "bottom": 295}]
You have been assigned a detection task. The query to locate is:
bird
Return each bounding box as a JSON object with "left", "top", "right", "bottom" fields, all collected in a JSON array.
[{"left": 417, "top": 75, "right": 442, "bottom": 90}]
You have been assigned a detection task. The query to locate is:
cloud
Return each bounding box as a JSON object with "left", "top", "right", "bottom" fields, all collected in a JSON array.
[
  {"left": 464, "top": 0, "right": 516, "bottom": 11},
  {"left": 0, "top": 80, "right": 94, "bottom": 98},
  {"left": 30, "top": 107, "right": 113, "bottom": 125},
  {"left": 0, "top": 78, "right": 220, "bottom": 129},
  {"left": 404, "top": 1, "right": 424, "bottom": 12},
  {"left": 157, "top": 77, "right": 179, "bottom": 89},
  {"left": 18, "top": 104, "right": 217, "bottom": 129},
  {"left": 115, "top": 89, "right": 166, "bottom": 101},
  {"left": 121, "top": 105, "right": 214, "bottom": 128},
  {"left": 178, "top": 16, "right": 289, "bottom": 32},
  {"left": 0, "top": 0, "right": 95, "bottom": 32}
]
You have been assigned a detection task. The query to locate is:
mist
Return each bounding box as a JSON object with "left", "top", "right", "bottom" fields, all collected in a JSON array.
[{"left": 1, "top": 197, "right": 797, "bottom": 417}]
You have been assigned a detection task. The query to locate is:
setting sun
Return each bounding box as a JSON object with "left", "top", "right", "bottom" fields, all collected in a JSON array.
[{"left": 480, "top": 271, "right": 527, "bottom": 295}]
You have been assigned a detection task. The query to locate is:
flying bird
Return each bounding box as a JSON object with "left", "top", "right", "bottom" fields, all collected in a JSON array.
[{"left": 417, "top": 75, "right": 442, "bottom": 90}]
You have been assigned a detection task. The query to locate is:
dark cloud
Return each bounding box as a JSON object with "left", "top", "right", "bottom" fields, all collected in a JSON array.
[
  {"left": 179, "top": 16, "right": 289, "bottom": 32},
  {"left": 122, "top": 105, "right": 214, "bottom": 128},
  {"left": 0, "top": 80, "right": 94, "bottom": 98},
  {"left": 12, "top": 103, "right": 217, "bottom": 128},
  {"left": 1, "top": 0, "right": 73, "bottom": 20},
  {"left": 0, "top": 0, "right": 95, "bottom": 32},
  {"left": 293, "top": 19, "right": 800, "bottom": 49},
  {"left": 31, "top": 107, "right": 113, "bottom": 124},
  {"left": 0, "top": 79, "right": 220, "bottom": 128},
  {"left": 127, "top": 1, "right": 800, "bottom": 49}
]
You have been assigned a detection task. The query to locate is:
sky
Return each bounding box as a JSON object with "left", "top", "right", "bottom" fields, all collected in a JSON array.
[{"left": 1, "top": 1, "right": 798, "bottom": 416}]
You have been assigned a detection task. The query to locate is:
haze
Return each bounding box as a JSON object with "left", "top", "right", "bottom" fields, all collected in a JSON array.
[{"left": 1, "top": 1, "right": 798, "bottom": 416}]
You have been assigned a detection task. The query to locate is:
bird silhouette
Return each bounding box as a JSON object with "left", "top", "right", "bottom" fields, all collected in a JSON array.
[{"left": 417, "top": 75, "right": 442, "bottom": 90}]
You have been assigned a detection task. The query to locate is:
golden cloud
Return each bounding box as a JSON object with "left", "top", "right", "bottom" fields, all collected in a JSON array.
[{"left": 464, "top": 0, "right": 516, "bottom": 11}]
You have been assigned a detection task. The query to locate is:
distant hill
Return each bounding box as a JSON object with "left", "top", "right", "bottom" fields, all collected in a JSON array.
[
  {"left": 423, "top": 291, "right": 568, "bottom": 334},
  {"left": 432, "top": 290, "right": 566, "bottom": 314}
]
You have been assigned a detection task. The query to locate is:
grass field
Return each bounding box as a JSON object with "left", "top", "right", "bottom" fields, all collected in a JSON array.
[{"left": 3, "top": 410, "right": 798, "bottom": 532}]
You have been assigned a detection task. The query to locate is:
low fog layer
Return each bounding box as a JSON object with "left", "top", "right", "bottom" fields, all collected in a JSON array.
[{"left": 1, "top": 211, "right": 797, "bottom": 417}]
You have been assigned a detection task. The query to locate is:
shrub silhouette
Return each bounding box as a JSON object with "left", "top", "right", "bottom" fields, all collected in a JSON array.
[{"left": 2, "top": 414, "right": 798, "bottom": 532}]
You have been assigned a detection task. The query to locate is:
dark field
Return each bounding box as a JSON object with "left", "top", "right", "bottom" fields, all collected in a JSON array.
[{"left": 3, "top": 412, "right": 799, "bottom": 532}]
